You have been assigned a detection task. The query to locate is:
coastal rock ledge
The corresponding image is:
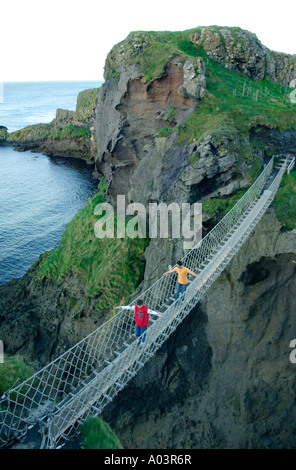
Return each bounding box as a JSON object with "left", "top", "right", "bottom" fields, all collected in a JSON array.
[{"left": 0, "top": 88, "right": 100, "bottom": 163}]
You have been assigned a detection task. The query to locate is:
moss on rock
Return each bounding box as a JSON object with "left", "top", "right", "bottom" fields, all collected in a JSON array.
[{"left": 0, "top": 126, "right": 8, "bottom": 144}]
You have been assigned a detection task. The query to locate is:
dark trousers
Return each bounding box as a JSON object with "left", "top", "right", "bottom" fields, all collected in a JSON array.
[
  {"left": 175, "top": 282, "right": 187, "bottom": 301},
  {"left": 135, "top": 324, "right": 147, "bottom": 343}
]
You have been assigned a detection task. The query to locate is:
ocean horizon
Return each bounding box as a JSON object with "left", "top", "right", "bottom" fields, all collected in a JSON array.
[
  {"left": 0, "top": 81, "right": 100, "bottom": 285},
  {"left": 0, "top": 80, "right": 103, "bottom": 132}
]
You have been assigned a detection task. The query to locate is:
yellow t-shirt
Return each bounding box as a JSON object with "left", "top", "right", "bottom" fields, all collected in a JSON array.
[{"left": 173, "top": 266, "right": 190, "bottom": 284}]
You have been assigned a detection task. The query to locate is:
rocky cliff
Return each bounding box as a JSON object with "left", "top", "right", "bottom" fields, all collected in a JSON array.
[
  {"left": 102, "top": 210, "right": 296, "bottom": 448},
  {"left": 93, "top": 26, "right": 296, "bottom": 282},
  {"left": 190, "top": 27, "right": 296, "bottom": 85},
  {"left": 0, "top": 26, "right": 296, "bottom": 449},
  {"left": 94, "top": 28, "right": 296, "bottom": 209},
  {"left": 93, "top": 27, "right": 296, "bottom": 448}
]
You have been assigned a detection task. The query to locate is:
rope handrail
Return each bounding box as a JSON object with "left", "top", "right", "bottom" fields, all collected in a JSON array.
[
  {"left": 128, "top": 156, "right": 275, "bottom": 300},
  {"left": 0, "top": 155, "right": 289, "bottom": 449},
  {"left": 1, "top": 159, "right": 275, "bottom": 395}
]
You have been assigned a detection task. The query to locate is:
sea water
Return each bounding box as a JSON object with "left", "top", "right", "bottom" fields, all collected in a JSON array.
[
  {"left": 0, "top": 81, "right": 102, "bottom": 285},
  {"left": 1, "top": 81, "right": 102, "bottom": 132}
]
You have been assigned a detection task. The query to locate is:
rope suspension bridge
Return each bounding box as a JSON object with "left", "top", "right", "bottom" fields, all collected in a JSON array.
[{"left": 0, "top": 154, "right": 294, "bottom": 449}]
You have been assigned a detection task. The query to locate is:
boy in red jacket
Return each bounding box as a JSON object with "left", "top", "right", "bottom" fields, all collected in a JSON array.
[{"left": 115, "top": 299, "right": 160, "bottom": 346}]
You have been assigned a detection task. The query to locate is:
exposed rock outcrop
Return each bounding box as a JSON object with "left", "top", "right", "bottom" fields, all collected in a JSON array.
[
  {"left": 1, "top": 88, "right": 99, "bottom": 163},
  {"left": 95, "top": 54, "right": 255, "bottom": 211},
  {"left": 93, "top": 28, "right": 296, "bottom": 289},
  {"left": 103, "top": 210, "right": 296, "bottom": 449},
  {"left": 190, "top": 26, "right": 296, "bottom": 84},
  {"left": 0, "top": 262, "right": 101, "bottom": 366},
  {"left": 90, "top": 28, "right": 296, "bottom": 448},
  {"left": 94, "top": 27, "right": 296, "bottom": 213},
  {"left": 94, "top": 56, "right": 207, "bottom": 205}
]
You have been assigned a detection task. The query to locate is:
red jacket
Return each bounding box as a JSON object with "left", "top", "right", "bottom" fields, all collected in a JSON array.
[{"left": 135, "top": 304, "right": 149, "bottom": 328}]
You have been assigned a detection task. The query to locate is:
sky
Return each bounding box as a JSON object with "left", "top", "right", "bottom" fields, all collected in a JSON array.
[{"left": 0, "top": 0, "right": 295, "bottom": 82}]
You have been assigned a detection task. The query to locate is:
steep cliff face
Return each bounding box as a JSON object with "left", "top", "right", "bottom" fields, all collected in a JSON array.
[
  {"left": 0, "top": 266, "right": 99, "bottom": 365},
  {"left": 93, "top": 27, "right": 296, "bottom": 284},
  {"left": 91, "top": 27, "right": 296, "bottom": 448},
  {"left": 94, "top": 28, "right": 296, "bottom": 210},
  {"left": 103, "top": 211, "right": 296, "bottom": 449},
  {"left": 94, "top": 57, "right": 205, "bottom": 205}
]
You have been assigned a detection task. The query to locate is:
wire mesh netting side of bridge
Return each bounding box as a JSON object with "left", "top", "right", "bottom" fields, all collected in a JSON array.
[{"left": 0, "top": 155, "right": 294, "bottom": 449}]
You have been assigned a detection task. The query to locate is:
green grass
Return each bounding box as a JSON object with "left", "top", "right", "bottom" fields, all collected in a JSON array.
[
  {"left": 245, "top": 156, "right": 264, "bottom": 183},
  {"left": 0, "top": 356, "right": 34, "bottom": 398},
  {"left": 176, "top": 39, "right": 296, "bottom": 142},
  {"left": 107, "top": 68, "right": 121, "bottom": 79},
  {"left": 35, "top": 180, "right": 149, "bottom": 312},
  {"left": 156, "top": 127, "right": 173, "bottom": 138},
  {"left": 114, "top": 29, "right": 296, "bottom": 142},
  {"left": 203, "top": 188, "right": 249, "bottom": 218},
  {"left": 79, "top": 416, "right": 123, "bottom": 449},
  {"left": 52, "top": 124, "right": 91, "bottom": 140},
  {"left": 9, "top": 124, "right": 53, "bottom": 142},
  {"left": 135, "top": 40, "right": 177, "bottom": 83},
  {"left": 273, "top": 169, "right": 296, "bottom": 230}
]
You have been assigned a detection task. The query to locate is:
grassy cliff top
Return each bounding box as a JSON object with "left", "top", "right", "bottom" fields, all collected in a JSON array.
[
  {"left": 35, "top": 180, "right": 149, "bottom": 312},
  {"left": 106, "top": 26, "right": 295, "bottom": 81},
  {"left": 105, "top": 28, "right": 296, "bottom": 141},
  {"left": 177, "top": 54, "right": 296, "bottom": 140}
]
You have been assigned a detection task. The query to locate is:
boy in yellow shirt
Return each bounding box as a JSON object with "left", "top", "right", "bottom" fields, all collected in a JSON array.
[{"left": 163, "top": 261, "right": 202, "bottom": 301}]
